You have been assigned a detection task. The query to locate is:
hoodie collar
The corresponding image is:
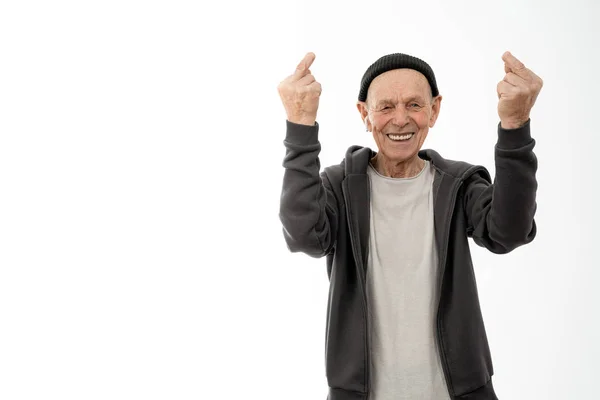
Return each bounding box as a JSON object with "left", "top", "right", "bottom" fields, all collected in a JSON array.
[{"left": 343, "top": 146, "right": 487, "bottom": 182}]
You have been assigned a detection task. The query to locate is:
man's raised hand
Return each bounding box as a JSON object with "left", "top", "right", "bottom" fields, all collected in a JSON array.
[
  {"left": 278, "top": 52, "right": 322, "bottom": 126},
  {"left": 497, "top": 51, "right": 543, "bottom": 129}
]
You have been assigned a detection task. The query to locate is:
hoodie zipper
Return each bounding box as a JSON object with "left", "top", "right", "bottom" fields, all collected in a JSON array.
[
  {"left": 436, "top": 180, "right": 461, "bottom": 399},
  {"left": 436, "top": 165, "right": 487, "bottom": 398},
  {"left": 342, "top": 182, "right": 371, "bottom": 399},
  {"left": 357, "top": 251, "right": 371, "bottom": 400}
]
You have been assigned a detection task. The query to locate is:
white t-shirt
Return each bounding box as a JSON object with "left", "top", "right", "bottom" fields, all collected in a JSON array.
[{"left": 366, "top": 160, "right": 450, "bottom": 400}]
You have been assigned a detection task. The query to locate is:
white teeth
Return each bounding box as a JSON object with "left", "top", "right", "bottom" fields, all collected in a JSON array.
[{"left": 388, "top": 133, "right": 413, "bottom": 141}]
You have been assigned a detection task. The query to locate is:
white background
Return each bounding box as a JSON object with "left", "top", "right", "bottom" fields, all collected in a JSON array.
[{"left": 1, "top": 0, "right": 598, "bottom": 399}]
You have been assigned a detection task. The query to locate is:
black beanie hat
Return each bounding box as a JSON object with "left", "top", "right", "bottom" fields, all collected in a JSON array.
[{"left": 358, "top": 53, "right": 439, "bottom": 102}]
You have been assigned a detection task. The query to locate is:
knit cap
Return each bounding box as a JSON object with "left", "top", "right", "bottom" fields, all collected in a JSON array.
[{"left": 358, "top": 53, "right": 439, "bottom": 101}]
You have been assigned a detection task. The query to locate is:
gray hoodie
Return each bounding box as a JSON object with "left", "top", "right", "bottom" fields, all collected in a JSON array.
[{"left": 279, "top": 119, "right": 537, "bottom": 400}]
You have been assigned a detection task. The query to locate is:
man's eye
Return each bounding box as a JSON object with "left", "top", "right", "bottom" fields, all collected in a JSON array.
[{"left": 409, "top": 103, "right": 420, "bottom": 108}]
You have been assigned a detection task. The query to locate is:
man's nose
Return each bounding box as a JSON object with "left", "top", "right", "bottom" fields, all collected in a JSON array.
[{"left": 392, "top": 106, "right": 410, "bottom": 127}]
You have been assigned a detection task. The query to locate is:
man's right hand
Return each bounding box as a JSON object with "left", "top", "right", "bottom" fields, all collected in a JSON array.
[{"left": 277, "top": 52, "right": 321, "bottom": 126}]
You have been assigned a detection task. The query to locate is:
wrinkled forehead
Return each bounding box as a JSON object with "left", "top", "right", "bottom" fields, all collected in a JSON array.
[{"left": 367, "top": 69, "right": 432, "bottom": 103}]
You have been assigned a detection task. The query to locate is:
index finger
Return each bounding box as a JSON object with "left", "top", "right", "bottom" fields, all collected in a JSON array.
[{"left": 294, "top": 52, "right": 316, "bottom": 79}]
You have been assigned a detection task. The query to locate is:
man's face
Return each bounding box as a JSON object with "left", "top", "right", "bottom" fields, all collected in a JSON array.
[{"left": 358, "top": 69, "right": 442, "bottom": 164}]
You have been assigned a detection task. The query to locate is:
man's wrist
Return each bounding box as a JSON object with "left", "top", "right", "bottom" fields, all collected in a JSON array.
[
  {"left": 287, "top": 115, "right": 317, "bottom": 126},
  {"left": 285, "top": 120, "right": 320, "bottom": 145},
  {"left": 497, "top": 119, "right": 532, "bottom": 149},
  {"left": 500, "top": 118, "right": 528, "bottom": 130}
]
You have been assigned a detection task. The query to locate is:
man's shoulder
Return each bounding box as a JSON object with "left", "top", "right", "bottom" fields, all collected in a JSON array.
[
  {"left": 322, "top": 159, "right": 346, "bottom": 186},
  {"left": 322, "top": 145, "right": 373, "bottom": 183},
  {"left": 420, "top": 149, "right": 491, "bottom": 182}
]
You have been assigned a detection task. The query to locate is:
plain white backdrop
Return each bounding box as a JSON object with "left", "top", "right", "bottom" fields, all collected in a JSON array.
[{"left": 1, "top": 0, "right": 598, "bottom": 399}]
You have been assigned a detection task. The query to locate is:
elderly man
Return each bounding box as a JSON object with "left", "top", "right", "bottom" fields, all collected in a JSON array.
[{"left": 277, "top": 52, "right": 542, "bottom": 400}]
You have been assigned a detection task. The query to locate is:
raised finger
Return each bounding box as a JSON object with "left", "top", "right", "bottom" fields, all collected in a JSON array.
[
  {"left": 502, "top": 51, "right": 525, "bottom": 70},
  {"left": 293, "top": 52, "right": 316, "bottom": 80},
  {"left": 502, "top": 51, "right": 533, "bottom": 80}
]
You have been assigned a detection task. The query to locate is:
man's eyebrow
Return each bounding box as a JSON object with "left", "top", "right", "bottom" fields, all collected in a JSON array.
[
  {"left": 406, "top": 95, "right": 426, "bottom": 103},
  {"left": 374, "top": 95, "right": 427, "bottom": 107},
  {"left": 374, "top": 99, "right": 395, "bottom": 107}
]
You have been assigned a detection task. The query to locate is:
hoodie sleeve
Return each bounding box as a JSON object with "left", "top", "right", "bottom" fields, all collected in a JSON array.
[
  {"left": 463, "top": 119, "right": 538, "bottom": 254},
  {"left": 279, "top": 121, "right": 339, "bottom": 258}
]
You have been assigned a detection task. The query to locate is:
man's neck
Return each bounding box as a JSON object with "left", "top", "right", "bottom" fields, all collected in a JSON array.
[{"left": 371, "top": 154, "right": 425, "bottom": 178}]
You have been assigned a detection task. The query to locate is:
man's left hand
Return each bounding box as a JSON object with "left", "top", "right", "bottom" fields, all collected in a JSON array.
[{"left": 497, "top": 51, "right": 543, "bottom": 129}]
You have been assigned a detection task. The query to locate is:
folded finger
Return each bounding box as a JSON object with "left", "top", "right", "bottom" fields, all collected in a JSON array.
[
  {"left": 497, "top": 80, "right": 518, "bottom": 98},
  {"left": 503, "top": 72, "right": 527, "bottom": 87},
  {"left": 297, "top": 73, "right": 316, "bottom": 86}
]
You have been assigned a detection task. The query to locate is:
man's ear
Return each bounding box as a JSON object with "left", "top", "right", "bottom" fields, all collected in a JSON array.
[
  {"left": 357, "top": 101, "right": 370, "bottom": 131},
  {"left": 429, "top": 95, "right": 442, "bottom": 128}
]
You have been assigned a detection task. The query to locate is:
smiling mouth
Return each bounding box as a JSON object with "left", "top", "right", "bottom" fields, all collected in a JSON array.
[{"left": 387, "top": 133, "right": 414, "bottom": 142}]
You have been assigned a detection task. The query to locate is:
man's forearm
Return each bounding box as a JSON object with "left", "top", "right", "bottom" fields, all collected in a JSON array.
[
  {"left": 466, "top": 119, "right": 538, "bottom": 253},
  {"left": 279, "top": 121, "right": 337, "bottom": 258}
]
